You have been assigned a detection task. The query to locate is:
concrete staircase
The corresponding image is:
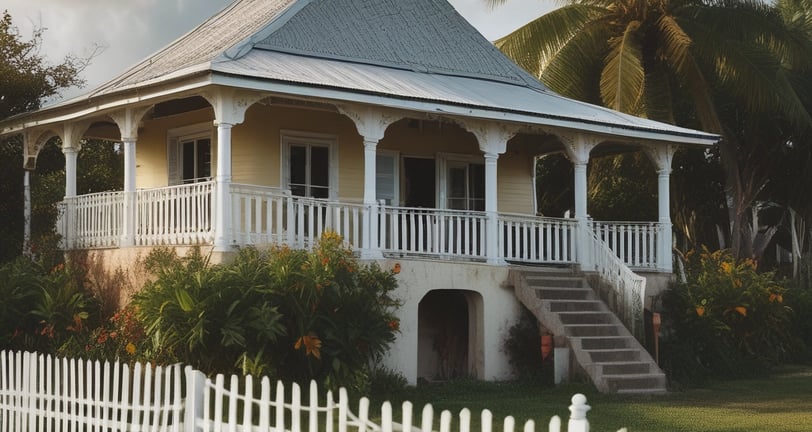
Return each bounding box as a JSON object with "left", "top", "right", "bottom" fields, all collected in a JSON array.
[{"left": 511, "top": 267, "right": 666, "bottom": 394}]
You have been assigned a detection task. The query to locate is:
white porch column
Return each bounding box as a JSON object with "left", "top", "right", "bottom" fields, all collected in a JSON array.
[
  {"left": 121, "top": 138, "right": 137, "bottom": 246},
  {"left": 204, "top": 90, "right": 262, "bottom": 252},
  {"left": 63, "top": 146, "right": 78, "bottom": 198},
  {"left": 214, "top": 122, "right": 234, "bottom": 251},
  {"left": 645, "top": 144, "right": 676, "bottom": 272},
  {"left": 362, "top": 138, "right": 380, "bottom": 258},
  {"left": 111, "top": 108, "right": 151, "bottom": 247},
  {"left": 458, "top": 120, "right": 514, "bottom": 265},
  {"left": 337, "top": 105, "right": 402, "bottom": 259},
  {"left": 484, "top": 151, "right": 500, "bottom": 264},
  {"left": 563, "top": 134, "right": 599, "bottom": 270}
]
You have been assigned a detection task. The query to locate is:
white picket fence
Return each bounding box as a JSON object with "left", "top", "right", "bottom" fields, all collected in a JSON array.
[{"left": 0, "top": 351, "right": 615, "bottom": 432}]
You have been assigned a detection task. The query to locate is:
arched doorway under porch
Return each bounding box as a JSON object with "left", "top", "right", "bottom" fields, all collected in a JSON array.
[{"left": 417, "top": 289, "right": 483, "bottom": 381}]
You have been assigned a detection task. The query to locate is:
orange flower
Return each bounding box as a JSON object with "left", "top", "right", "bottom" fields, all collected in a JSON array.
[
  {"left": 294, "top": 333, "right": 322, "bottom": 359},
  {"left": 393, "top": 263, "right": 401, "bottom": 274},
  {"left": 720, "top": 262, "right": 734, "bottom": 274},
  {"left": 387, "top": 319, "right": 400, "bottom": 331},
  {"left": 734, "top": 306, "right": 747, "bottom": 317},
  {"left": 125, "top": 343, "right": 136, "bottom": 355},
  {"left": 695, "top": 306, "right": 705, "bottom": 317}
]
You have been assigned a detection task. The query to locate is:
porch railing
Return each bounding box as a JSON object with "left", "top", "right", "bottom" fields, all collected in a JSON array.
[
  {"left": 231, "top": 184, "right": 365, "bottom": 250},
  {"left": 498, "top": 213, "right": 577, "bottom": 264},
  {"left": 377, "top": 206, "right": 487, "bottom": 259},
  {"left": 56, "top": 184, "right": 669, "bottom": 274},
  {"left": 586, "top": 225, "right": 647, "bottom": 340},
  {"left": 59, "top": 191, "right": 124, "bottom": 249},
  {"left": 592, "top": 221, "right": 660, "bottom": 269},
  {"left": 135, "top": 181, "right": 215, "bottom": 246}
]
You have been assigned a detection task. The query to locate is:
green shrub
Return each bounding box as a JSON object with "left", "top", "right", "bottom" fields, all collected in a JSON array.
[
  {"left": 661, "top": 248, "right": 795, "bottom": 384},
  {"left": 134, "top": 233, "right": 400, "bottom": 390},
  {"left": 502, "top": 306, "right": 552, "bottom": 385},
  {"left": 0, "top": 257, "right": 100, "bottom": 355}
]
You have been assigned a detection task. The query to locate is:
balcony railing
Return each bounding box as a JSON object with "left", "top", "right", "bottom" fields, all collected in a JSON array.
[{"left": 56, "top": 183, "right": 666, "bottom": 271}]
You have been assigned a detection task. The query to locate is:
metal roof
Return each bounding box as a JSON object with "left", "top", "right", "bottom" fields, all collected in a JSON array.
[{"left": 0, "top": 0, "right": 720, "bottom": 146}]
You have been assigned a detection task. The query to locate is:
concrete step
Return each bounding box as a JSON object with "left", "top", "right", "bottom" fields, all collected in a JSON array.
[
  {"left": 587, "top": 348, "right": 640, "bottom": 362},
  {"left": 558, "top": 311, "right": 615, "bottom": 325},
  {"left": 549, "top": 300, "right": 604, "bottom": 312},
  {"left": 564, "top": 324, "right": 620, "bottom": 337},
  {"left": 537, "top": 287, "right": 594, "bottom": 300},
  {"left": 579, "top": 336, "right": 634, "bottom": 350},
  {"left": 526, "top": 275, "right": 585, "bottom": 288},
  {"left": 604, "top": 373, "right": 667, "bottom": 393},
  {"left": 600, "top": 361, "right": 652, "bottom": 375}
]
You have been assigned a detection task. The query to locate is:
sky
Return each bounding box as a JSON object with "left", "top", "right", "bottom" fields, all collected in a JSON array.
[{"left": 4, "top": 0, "right": 557, "bottom": 102}]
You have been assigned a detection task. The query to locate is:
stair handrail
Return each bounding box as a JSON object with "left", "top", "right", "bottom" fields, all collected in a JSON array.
[{"left": 586, "top": 223, "right": 646, "bottom": 341}]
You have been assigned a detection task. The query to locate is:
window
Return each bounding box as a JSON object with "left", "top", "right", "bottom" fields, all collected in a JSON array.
[
  {"left": 180, "top": 138, "right": 211, "bottom": 183},
  {"left": 282, "top": 132, "right": 337, "bottom": 199},
  {"left": 376, "top": 151, "right": 399, "bottom": 205},
  {"left": 167, "top": 123, "right": 213, "bottom": 186},
  {"left": 446, "top": 161, "right": 485, "bottom": 211}
]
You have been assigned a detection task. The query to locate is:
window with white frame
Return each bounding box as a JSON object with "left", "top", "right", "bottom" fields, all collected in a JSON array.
[
  {"left": 440, "top": 154, "right": 485, "bottom": 211},
  {"left": 281, "top": 132, "right": 337, "bottom": 199},
  {"left": 167, "top": 123, "right": 213, "bottom": 186}
]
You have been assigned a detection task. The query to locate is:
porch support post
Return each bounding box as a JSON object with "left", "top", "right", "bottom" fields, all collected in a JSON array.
[
  {"left": 214, "top": 122, "right": 233, "bottom": 251},
  {"left": 337, "top": 105, "right": 402, "bottom": 259},
  {"left": 204, "top": 89, "right": 262, "bottom": 252},
  {"left": 563, "top": 134, "right": 599, "bottom": 270},
  {"left": 23, "top": 170, "right": 31, "bottom": 257},
  {"left": 121, "top": 138, "right": 137, "bottom": 246},
  {"left": 644, "top": 144, "right": 676, "bottom": 272},
  {"left": 111, "top": 107, "right": 151, "bottom": 247},
  {"left": 484, "top": 151, "right": 500, "bottom": 264},
  {"left": 21, "top": 130, "right": 52, "bottom": 252},
  {"left": 458, "top": 120, "right": 514, "bottom": 265}
]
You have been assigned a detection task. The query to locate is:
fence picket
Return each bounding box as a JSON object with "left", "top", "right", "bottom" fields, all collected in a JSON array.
[
  {"left": 420, "top": 404, "right": 434, "bottom": 432},
  {"left": 382, "top": 401, "right": 393, "bottom": 432},
  {"left": 309, "top": 381, "right": 319, "bottom": 432},
  {"left": 243, "top": 375, "right": 254, "bottom": 432},
  {"left": 401, "top": 401, "right": 413, "bottom": 432},
  {"left": 503, "top": 416, "right": 515, "bottom": 432},
  {"left": 459, "top": 408, "right": 470, "bottom": 432}
]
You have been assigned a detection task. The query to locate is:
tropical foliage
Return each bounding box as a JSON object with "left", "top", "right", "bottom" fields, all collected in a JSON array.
[
  {"left": 660, "top": 248, "right": 798, "bottom": 384},
  {"left": 493, "top": 0, "right": 812, "bottom": 261},
  {"left": 133, "top": 233, "right": 401, "bottom": 390}
]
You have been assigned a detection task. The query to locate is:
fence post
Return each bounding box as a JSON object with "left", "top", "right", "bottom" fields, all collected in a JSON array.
[
  {"left": 567, "top": 394, "right": 590, "bottom": 432},
  {"left": 184, "top": 367, "right": 206, "bottom": 432}
]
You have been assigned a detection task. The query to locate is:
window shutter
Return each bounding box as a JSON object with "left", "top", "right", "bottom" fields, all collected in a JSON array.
[
  {"left": 167, "top": 140, "right": 180, "bottom": 186},
  {"left": 376, "top": 153, "right": 397, "bottom": 205}
]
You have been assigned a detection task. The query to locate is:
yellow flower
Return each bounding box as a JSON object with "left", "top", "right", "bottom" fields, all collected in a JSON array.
[
  {"left": 125, "top": 343, "right": 136, "bottom": 355},
  {"left": 720, "top": 261, "right": 734, "bottom": 274},
  {"left": 734, "top": 306, "right": 747, "bottom": 317}
]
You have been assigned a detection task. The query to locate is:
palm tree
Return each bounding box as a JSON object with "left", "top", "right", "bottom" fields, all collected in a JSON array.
[{"left": 492, "top": 0, "right": 812, "bottom": 259}]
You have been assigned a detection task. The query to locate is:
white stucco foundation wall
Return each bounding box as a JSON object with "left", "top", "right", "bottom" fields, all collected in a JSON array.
[{"left": 376, "top": 259, "right": 522, "bottom": 384}]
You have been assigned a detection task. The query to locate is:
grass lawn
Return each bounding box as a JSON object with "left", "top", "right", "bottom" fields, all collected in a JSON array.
[{"left": 369, "top": 366, "right": 812, "bottom": 432}]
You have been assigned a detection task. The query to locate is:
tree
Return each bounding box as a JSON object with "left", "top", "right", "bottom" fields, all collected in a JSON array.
[
  {"left": 0, "top": 10, "right": 92, "bottom": 263},
  {"left": 492, "top": 0, "right": 812, "bottom": 259}
]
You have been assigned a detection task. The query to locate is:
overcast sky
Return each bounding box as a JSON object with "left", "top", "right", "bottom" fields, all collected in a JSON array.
[{"left": 4, "top": 0, "right": 556, "bottom": 102}]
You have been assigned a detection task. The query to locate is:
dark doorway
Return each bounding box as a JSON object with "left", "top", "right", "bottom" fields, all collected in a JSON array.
[
  {"left": 403, "top": 157, "right": 435, "bottom": 208},
  {"left": 418, "top": 290, "right": 470, "bottom": 380}
]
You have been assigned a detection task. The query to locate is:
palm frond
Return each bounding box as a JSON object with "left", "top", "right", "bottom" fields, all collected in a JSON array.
[
  {"left": 495, "top": 3, "right": 606, "bottom": 76},
  {"left": 541, "top": 22, "right": 607, "bottom": 101},
  {"left": 600, "top": 20, "right": 645, "bottom": 114}
]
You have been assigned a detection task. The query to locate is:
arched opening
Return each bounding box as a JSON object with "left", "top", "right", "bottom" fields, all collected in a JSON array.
[{"left": 417, "top": 289, "right": 483, "bottom": 381}]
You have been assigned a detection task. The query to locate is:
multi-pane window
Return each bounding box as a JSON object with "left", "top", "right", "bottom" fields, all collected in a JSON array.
[
  {"left": 288, "top": 142, "right": 330, "bottom": 199},
  {"left": 180, "top": 138, "right": 211, "bottom": 183},
  {"left": 447, "top": 161, "right": 485, "bottom": 211}
]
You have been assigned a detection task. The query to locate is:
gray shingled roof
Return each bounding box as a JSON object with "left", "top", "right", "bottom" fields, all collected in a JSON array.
[
  {"left": 251, "top": 0, "right": 546, "bottom": 89},
  {"left": 0, "top": 0, "right": 719, "bottom": 145}
]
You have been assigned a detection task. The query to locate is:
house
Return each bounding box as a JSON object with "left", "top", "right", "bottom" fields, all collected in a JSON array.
[{"left": 0, "top": 0, "right": 718, "bottom": 393}]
